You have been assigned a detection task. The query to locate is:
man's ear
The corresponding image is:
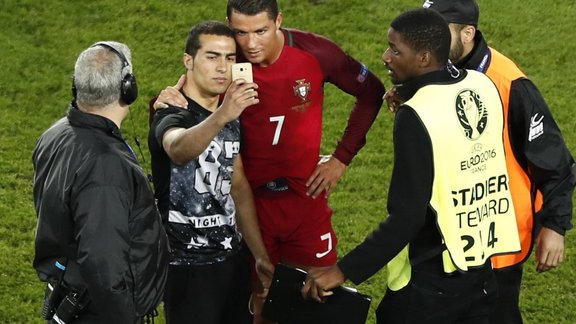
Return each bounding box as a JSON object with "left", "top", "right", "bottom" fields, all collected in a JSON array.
[
  {"left": 461, "top": 25, "right": 476, "bottom": 45},
  {"left": 183, "top": 53, "right": 193, "bottom": 71},
  {"left": 275, "top": 12, "right": 283, "bottom": 29},
  {"left": 418, "top": 50, "right": 432, "bottom": 68}
]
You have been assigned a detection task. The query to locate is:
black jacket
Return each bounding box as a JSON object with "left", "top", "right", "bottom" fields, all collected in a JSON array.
[
  {"left": 33, "top": 106, "right": 169, "bottom": 323},
  {"left": 457, "top": 31, "right": 575, "bottom": 235},
  {"left": 339, "top": 69, "right": 493, "bottom": 285}
]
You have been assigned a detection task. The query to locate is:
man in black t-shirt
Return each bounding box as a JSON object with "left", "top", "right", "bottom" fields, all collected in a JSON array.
[{"left": 148, "top": 20, "right": 273, "bottom": 324}]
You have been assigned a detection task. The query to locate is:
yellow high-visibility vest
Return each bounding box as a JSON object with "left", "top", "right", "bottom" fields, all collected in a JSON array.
[{"left": 387, "top": 70, "right": 520, "bottom": 290}]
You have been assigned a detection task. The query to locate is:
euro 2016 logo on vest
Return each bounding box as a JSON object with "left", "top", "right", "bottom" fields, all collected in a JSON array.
[{"left": 456, "top": 90, "right": 488, "bottom": 140}]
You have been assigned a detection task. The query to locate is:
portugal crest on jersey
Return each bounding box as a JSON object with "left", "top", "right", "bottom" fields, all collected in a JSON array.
[{"left": 293, "top": 79, "right": 311, "bottom": 101}]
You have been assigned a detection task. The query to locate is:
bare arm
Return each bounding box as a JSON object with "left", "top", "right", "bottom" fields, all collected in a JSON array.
[
  {"left": 231, "top": 155, "right": 274, "bottom": 288},
  {"left": 162, "top": 80, "right": 259, "bottom": 165}
]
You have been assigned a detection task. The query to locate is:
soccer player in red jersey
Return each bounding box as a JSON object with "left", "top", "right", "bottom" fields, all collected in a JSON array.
[{"left": 153, "top": 1, "right": 385, "bottom": 322}]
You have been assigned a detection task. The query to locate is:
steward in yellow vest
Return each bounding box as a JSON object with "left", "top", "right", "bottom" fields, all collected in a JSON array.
[
  {"left": 427, "top": 0, "right": 576, "bottom": 323},
  {"left": 301, "top": 9, "right": 520, "bottom": 323},
  {"left": 408, "top": 69, "right": 520, "bottom": 271},
  {"left": 385, "top": 69, "right": 522, "bottom": 291}
]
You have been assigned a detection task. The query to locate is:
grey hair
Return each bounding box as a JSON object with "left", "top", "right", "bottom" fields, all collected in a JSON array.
[{"left": 73, "top": 41, "right": 132, "bottom": 108}]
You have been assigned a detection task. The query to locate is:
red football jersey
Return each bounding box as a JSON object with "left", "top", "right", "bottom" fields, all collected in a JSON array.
[
  {"left": 241, "top": 45, "right": 323, "bottom": 194},
  {"left": 240, "top": 28, "right": 385, "bottom": 195}
]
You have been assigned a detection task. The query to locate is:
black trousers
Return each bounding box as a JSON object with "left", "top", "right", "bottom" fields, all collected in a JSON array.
[
  {"left": 376, "top": 267, "right": 498, "bottom": 324},
  {"left": 489, "top": 265, "right": 523, "bottom": 324},
  {"left": 163, "top": 248, "right": 252, "bottom": 324}
]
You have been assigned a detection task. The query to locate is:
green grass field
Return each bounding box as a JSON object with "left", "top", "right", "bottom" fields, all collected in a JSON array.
[{"left": 1, "top": 0, "right": 575, "bottom": 323}]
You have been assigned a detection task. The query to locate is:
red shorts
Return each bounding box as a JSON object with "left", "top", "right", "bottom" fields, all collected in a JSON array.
[{"left": 254, "top": 189, "right": 337, "bottom": 267}]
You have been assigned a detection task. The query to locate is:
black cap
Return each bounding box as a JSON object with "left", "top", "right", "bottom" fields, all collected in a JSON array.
[{"left": 422, "top": 0, "right": 479, "bottom": 26}]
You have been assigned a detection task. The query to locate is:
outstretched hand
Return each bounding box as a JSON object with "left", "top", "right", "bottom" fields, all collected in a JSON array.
[{"left": 153, "top": 75, "right": 187, "bottom": 109}]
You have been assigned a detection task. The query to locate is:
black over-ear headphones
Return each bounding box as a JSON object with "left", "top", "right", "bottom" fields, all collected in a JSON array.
[{"left": 72, "top": 42, "right": 138, "bottom": 105}]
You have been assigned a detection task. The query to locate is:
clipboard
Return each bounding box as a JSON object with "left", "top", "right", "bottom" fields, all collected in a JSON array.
[{"left": 262, "top": 264, "right": 372, "bottom": 324}]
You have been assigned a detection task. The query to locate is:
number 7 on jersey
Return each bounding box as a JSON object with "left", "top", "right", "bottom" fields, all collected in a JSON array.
[{"left": 269, "top": 116, "right": 285, "bottom": 146}]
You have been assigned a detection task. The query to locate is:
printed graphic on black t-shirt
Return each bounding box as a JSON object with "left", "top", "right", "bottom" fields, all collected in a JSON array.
[{"left": 151, "top": 101, "right": 242, "bottom": 266}]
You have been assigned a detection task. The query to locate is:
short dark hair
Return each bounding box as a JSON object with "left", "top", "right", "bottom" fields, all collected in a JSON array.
[
  {"left": 185, "top": 20, "right": 235, "bottom": 57},
  {"left": 226, "top": 0, "right": 279, "bottom": 21},
  {"left": 391, "top": 8, "right": 451, "bottom": 65}
]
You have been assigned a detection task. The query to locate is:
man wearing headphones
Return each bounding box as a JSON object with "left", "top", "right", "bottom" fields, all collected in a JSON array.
[{"left": 32, "top": 41, "right": 169, "bottom": 323}]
